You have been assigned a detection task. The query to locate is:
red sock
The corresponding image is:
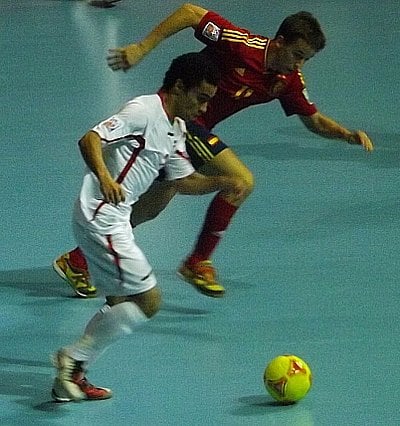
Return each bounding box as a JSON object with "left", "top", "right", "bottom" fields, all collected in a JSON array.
[
  {"left": 187, "top": 194, "right": 238, "bottom": 265},
  {"left": 68, "top": 247, "right": 88, "bottom": 271}
]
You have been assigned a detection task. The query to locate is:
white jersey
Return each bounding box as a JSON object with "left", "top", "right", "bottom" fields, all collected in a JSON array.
[{"left": 74, "top": 93, "right": 195, "bottom": 234}]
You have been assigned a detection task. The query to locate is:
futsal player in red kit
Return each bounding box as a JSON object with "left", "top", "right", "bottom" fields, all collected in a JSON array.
[{"left": 54, "top": 3, "right": 374, "bottom": 299}]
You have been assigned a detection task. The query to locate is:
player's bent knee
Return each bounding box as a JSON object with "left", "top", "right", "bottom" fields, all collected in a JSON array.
[
  {"left": 229, "top": 166, "right": 255, "bottom": 196},
  {"left": 106, "top": 287, "right": 161, "bottom": 318},
  {"left": 242, "top": 170, "right": 255, "bottom": 195},
  {"left": 129, "top": 287, "right": 162, "bottom": 318},
  {"left": 223, "top": 171, "right": 254, "bottom": 206}
]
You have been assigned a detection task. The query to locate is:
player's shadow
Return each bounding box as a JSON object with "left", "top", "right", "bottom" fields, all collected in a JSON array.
[
  {"left": 0, "top": 359, "right": 69, "bottom": 416},
  {"left": 232, "top": 394, "right": 294, "bottom": 416},
  {"left": 0, "top": 267, "right": 80, "bottom": 298},
  {"left": 233, "top": 130, "right": 400, "bottom": 168},
  {"left": 232, "top": 394, "right": 314, "bottom": 425}
]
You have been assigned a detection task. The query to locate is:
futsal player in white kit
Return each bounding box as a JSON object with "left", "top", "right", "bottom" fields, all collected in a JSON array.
[{"left": 51, "top": 52, "right": 246, "bottom": 402}]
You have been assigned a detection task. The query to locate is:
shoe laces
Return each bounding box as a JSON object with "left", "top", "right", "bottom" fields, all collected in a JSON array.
[
  {"left": 57, "top": 353, "right": 83, "bottom": 381},
  {"left": 69, "top": 269, "right": 90, "bottom": 285},
  {"left": 74, "top": 375, "right": 108, "bottom": 398},
  {"left": 73, "top": 374, "right": 94, "bottom": 389},
  {"left": 192, "top": 260, "right": 216, "bottom": 280}
]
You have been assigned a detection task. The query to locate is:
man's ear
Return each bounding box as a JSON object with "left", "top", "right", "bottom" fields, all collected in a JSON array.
[
  {"left": 172, "top": 78, "right": 186, "bottom": 95},
  {"left": 274, "top": 35, "right": 285, "bottom": 48}
]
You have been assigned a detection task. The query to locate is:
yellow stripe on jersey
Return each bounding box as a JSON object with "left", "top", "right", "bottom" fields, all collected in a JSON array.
[
  {"left": 221, "top": 29, "right": 267, "bottom": 49},
  {"left": 187, "top": 133, "right": 214, "bottom": 161},
  {"left": 297, "top": 70, "right": 306, "bottom": 87},
  {"left": 222, "top": 29, "right": 267, "bottom": 45}
]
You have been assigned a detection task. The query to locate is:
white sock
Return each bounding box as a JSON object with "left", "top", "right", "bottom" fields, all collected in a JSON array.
[{"left": 66, "top": 301, "right": 148, "bottom": 365}]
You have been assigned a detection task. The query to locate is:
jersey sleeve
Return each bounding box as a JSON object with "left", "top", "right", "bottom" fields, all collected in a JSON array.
[
  {"left": 164, "top": 139, "right": 195, "bottom": 181},
  {"left": 279, "top": 72, "right": 318, "bottom": 116},
  {"left": 194, "top": 11, "right": 247, "bottom": 53},
  {"left": 91, "top": 100, "right": 148, "bottom": 145}
]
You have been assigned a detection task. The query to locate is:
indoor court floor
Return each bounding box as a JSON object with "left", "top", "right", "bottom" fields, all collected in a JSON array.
[{"left": 1, "top": 0, "right": 399, "bottom": 425}]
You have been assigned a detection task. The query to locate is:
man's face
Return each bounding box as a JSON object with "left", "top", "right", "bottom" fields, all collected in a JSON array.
[
  {"left": 174, "top": 80, "right": 217, "bottom": 122},
  {"left": 273, "top": 38, "right": 316, "bottom": 74}
]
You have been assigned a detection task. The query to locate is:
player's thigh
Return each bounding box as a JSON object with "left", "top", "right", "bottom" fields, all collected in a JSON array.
[
  {"left": 201, "top": 148, "right": 254, "bottom": 188},
  {"left": 185, "top": 121, "right": 253, "bottom": 187},
  {"left": 106, "top": 286, "right": 162, "bottom": 318}
]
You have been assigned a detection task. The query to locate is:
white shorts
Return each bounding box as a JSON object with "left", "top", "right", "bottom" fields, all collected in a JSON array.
[{"left": 72, "top": 219, "right": 157, "bottom": 296}]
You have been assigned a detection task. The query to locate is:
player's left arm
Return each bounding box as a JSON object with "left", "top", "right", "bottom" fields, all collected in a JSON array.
[
  {"left": 174, "top": 172, "right": 246, "bottom": 202},
  {"left": 299, "top": 112, "right": 374, "bottom": 152},
  {"left": 107, "top": 3, "right": 208, "bottom": 71}
]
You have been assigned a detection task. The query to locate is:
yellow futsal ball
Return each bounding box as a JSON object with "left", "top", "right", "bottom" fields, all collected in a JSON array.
[{"left": 263, "top": 354, "right": 312, "bottom": 404}]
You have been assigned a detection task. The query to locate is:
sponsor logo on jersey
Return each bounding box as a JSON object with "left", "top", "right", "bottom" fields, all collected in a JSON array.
[
  {"left": 202, "top": 22, "right": 220, "bottom": 42},
  {"left": 131, "top": 140, "right": 141, "bottom": 149}
]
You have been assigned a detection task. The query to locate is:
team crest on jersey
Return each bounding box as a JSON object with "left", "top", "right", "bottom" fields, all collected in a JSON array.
[
  {"left": 202, "top": 22, "right": 220, "bottom": 42},
  {"left": 104, "top": 117, "right": 121, "bottom": 131}
]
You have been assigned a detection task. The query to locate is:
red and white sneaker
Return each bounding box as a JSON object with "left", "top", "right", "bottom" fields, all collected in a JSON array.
[{"left": 51, "top": 350, "right": 112, "bottom": 402}]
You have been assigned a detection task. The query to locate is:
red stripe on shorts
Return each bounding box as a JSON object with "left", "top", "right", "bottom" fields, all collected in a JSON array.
[{"left": 106, "top": 234, "right": 123, "bottom": 283}]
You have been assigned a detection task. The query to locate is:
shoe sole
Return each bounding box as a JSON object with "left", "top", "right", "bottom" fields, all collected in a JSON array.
[
  {"left": 176, "top": 270, "right": 225, "bottom": 298},
  {"left": 51, "top": 352, "right": 112, "bottom": 402},
  {"left": 51, "top": 380, "right": 85, "bottom": 403},
  {"left": 51, "top": 388, "right": 76, "bottom": 403},
  {"left": 51, "top": 360, "right": 85, "bottom": 403},
  {"left": 52, "top": 258, "right": 96, "bottom": 299},
  {"left": 51, "top": 387, "right": 113, "bottom": 402}
]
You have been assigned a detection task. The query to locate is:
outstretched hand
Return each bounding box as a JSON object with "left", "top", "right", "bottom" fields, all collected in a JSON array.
[
  {"left": 107, "top": 44, "right": 145, "bottom": 71},
  {"left": 348, "top": 130, "right": 374, "bottom": 152}
]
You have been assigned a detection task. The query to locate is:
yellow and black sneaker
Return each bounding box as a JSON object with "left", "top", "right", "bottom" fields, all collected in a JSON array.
[
  {"left": 177, "top": 260, "right": 225, "bottom": 298},
  {"left": 53, "top": 253, "right": 97, "bottom": 298}
]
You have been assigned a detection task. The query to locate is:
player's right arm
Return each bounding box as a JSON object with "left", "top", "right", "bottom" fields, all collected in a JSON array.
[
  {"left": 299, "top": 113, "right": 374, "bottom": 152},
  {"left": 107, "top": 3, "right": 208, "bottom": 71},
  {"left": 79, "top": 131, "right": 125, "bottom": 204}
]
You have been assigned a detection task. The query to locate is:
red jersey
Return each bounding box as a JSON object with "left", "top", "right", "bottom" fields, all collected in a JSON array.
[{"left": 194, "top": 11, "right": 317, "bottom": 130}]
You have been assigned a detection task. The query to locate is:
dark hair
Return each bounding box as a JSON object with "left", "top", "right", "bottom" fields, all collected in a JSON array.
[
  {"left": 275, "top": 11, "right": 326, "bottom": 51},
  {"left": 162, "top": 52, "right": 221, "bottom": 91}
]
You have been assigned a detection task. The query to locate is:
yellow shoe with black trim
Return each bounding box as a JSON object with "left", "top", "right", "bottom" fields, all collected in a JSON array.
[
  {"left": 177, "top": 260, "right": 225, "bottom": 298},
  {"left": 53, "top": 253, "right": 97, "bottom": 298}
]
